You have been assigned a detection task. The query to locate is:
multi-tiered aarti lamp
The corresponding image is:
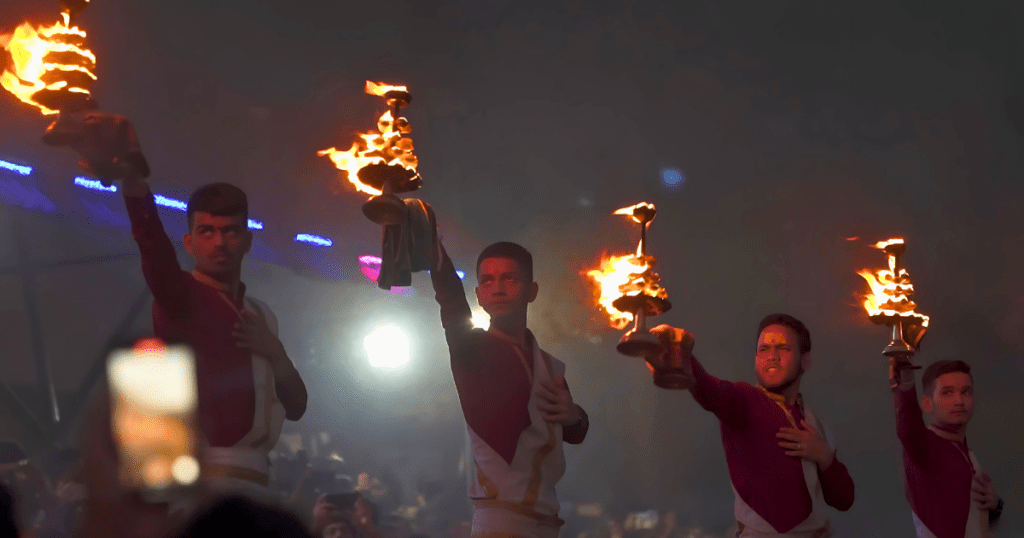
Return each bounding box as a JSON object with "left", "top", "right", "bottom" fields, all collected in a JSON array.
[
  {"left": 318, "top": 81, "right": 421, "bottom": 226},
  {"left": 587, "top": 203, "right": 689, "bottom": 389},
  {"left": 857, "top": 238, "right": 930, "bottom": 362}
]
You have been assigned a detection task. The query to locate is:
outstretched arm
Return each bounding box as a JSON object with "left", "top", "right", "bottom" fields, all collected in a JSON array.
[{"left": 651, "top": 325, "right": 748, "bottom": 425}]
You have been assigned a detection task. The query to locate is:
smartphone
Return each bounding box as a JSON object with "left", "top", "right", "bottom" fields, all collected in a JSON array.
[
  {"left": 107, "top": 338, "right": 199, "bottom": 502},
  {"left": 325, "top": 491, "right": 360, "bottom": 510}
]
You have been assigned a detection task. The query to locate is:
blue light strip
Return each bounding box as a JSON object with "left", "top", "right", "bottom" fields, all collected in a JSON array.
[
  {"left": 456, "top": 270, "right": 466, "bottom": 280},
  {"left": 72, "top": 178, "right": 266, "bottom": 230},
  {"left": 154, "top": 194, "right": 187, "bottom": 211},
  {"left": 0, "top": 159, "right": 33, "bottom": 176},
  {"left": 295, "top": 233, "right": 333, "bottom": 247},
  {"left": 74, "top": 177, "right": 118, "bottom": 192}
]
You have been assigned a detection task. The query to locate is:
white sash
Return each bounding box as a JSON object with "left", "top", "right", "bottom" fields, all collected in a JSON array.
[
  {"left": 733, "top": 407, "right": 835, "bottom": 538},
  {"left": 467, "top": 334, "right": 567, "bottom": 531}
]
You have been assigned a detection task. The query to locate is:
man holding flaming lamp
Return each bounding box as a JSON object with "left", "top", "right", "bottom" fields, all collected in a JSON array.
[
  {"left": 322, "top": 80, "right": 589, "bottom": 538},
  {"left": 428, "top": 239, "right": 590, "bottom": 538},
  {"left": 650, "top": 316, "right": 855, "bottom": 537},
  {"left": 58, "top": 114, "right": 308, "bottom": 503},
  {"left": 858, "top": 239, "right": 1001, "bottom": 537}
]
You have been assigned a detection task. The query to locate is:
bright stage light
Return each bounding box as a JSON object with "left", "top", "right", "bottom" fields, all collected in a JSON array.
[
  {"left": 363, "top": 325, "right": 409, "bottom": 369},
  {"left": 471, "top": 308, "right": 490, "bottom": 330}
]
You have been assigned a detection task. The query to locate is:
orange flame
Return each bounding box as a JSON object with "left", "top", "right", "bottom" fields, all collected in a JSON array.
[
  {"left": 857, "top": 238, "right": 929, "bottom": 327},
  {"left": 0, "top": 12, "right": 96, "bottom": 115},
  {"left": 613, "top": 202, "right": 656, "bottom": 223},
  {"left": 586, "top": 239, "right": 668, "bottom": 330},
  {"left": 319, "top": 82, "right": 417, "bottom": 197},
  {"left": 365, "top": 81, "right": 407, "bottom": 96}
]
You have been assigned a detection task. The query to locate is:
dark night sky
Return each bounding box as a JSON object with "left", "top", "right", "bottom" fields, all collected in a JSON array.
[{"left": 2, "top": 0, "right": 1024, "bottom": 535}]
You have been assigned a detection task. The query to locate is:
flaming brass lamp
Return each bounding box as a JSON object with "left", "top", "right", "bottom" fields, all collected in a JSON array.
[
  {"left": 607, "top": 203, "right": 690, "bottom": 390},
  {"left": 858, "top": 238, "right": 929, "bottom": 362},
  {"left": 359, "top": 87, "right": 420, "bottom": 225}
]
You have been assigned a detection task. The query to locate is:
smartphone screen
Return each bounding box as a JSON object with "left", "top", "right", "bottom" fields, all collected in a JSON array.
[{"left": 107, "top": 338, "right": 199, "bottom": 501}]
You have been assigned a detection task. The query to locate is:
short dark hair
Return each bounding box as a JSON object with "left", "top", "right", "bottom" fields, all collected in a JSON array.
[
  {"left": 187, "top": 183, "right": 248, "bottom": 230},
  {"left": 757, "top": 313, "right": 811, "bottom": 355},
  {"left": 922, "top": 360, "right": 972, "bottom": 396},
  {"left": 476, "top": 242, "right": 533, "bottom": 282}
]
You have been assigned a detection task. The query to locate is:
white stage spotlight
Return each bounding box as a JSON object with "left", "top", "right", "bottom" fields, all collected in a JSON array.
[{"left": 364, "top": 325, "right": 410, "bottom": 369}]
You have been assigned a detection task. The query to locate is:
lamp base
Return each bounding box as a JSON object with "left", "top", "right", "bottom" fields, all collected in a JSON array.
[
  {"left": 616, "top": 328, "right": 665, "bottom": 359},
  {"left": 652, "top": 369, "right": 693, "bottom": 390}
]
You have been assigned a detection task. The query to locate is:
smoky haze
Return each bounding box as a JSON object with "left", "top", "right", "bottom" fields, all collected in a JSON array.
[{"left": 1, "top": 0, "right": 1023, "bottom": 535}]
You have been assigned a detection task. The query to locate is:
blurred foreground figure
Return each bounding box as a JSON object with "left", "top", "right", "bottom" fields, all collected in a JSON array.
[
  {"left": 429, "top": 237, "right": 590, "bottom": 538},
  {"left": 652, "top": 314, "right": 855, "bottom": 538},
  {"left": 69, "top": 114, "right": 307, "bottom": 502},
  {"left": 889, "top": 329, "right": 1003, "bottom": 538}
]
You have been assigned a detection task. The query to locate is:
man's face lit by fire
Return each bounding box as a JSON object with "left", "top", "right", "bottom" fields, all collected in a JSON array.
[
  {"left": 475, "top": 257, "right": 538, "bottom": 323},
  {"left": 755, "top": 324, "right": 808, "bottom": 391},
  {"left": 923, "top": 372, "right": 975, "bottom": 428},
  {"left": 184, "top": 212, "right": 252, "bottom": 280}
]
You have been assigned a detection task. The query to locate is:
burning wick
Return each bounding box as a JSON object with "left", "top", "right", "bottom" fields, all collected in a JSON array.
[{"left": 318, "top": 80, "right": 421, "bottom": 225}]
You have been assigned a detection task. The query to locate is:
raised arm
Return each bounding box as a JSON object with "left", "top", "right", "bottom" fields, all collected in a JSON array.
[
  {"left": 688, "top": 356, "right": 750, "bottom": 426},
  {"left": 892, "top": 360, "right": 930, "bottom": 465},
  {"left": 70, "top": 113, "right": 190, "bottom": 320},
  {"left": 651, "top": 325, "right": 748, "bottom": 425},
  {"left": 122, "top": 178, "right": 190, "bottom": 320},
  {"left": 430, "top": 241, "right": 485, "bottom": 364}
]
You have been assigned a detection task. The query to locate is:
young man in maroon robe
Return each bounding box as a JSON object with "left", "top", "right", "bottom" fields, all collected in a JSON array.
[
  {"left": 652, "top": 314, "right": 855, "bottom": 537},
  {"left": 69, "top": 114, "right": 307, "bottom": 499},
  {"left": 430, "top": 240, "right": 589, "bottom": 538},
  {"left": 890, "top": 353, "right": 1002, "bottom": 538}
]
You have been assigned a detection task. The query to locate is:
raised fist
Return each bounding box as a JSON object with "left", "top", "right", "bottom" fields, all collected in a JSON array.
[{"left": 64, "top": 113, "right": 150, "bottom": 181}]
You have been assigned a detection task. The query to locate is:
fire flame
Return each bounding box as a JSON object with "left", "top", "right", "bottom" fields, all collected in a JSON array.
[
  {"left": 318, "top": 81, "right": 417, "bottom": 197},
  {"left": 0, "top": 11, "right": 96, "bottom": 115},
  {"left": 365, "top": 81, "right": 407, "bottom": 96},
  {"left": 857, "top": 238, "right": 929, "bottom": 327},
  {"left": 613, "top": 202, "right": 656, "bottom": 223},
  {"left": 586, "top": 240, "right": 668, "bottom": 330}
]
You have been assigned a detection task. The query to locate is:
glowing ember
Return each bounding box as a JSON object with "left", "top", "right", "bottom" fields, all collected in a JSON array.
[
  {"left": 318, "top": 81, "right": 417, "bottom": 197},
  {"left": 0, "top": 11, "right": 96, "bottom": 115},
  {"left": 857, "top": 238, "right": 929, "bottom": 327},
  {"left": 365, "top": 81, "right": 408, "bottom": 96}
]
